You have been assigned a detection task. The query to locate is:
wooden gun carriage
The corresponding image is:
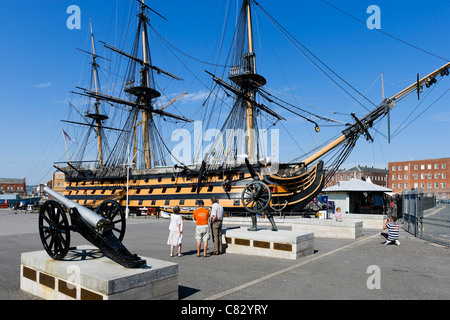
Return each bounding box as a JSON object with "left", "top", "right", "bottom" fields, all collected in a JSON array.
[{"left": 38, "top": 187, "right": 146, "bottom": 268}]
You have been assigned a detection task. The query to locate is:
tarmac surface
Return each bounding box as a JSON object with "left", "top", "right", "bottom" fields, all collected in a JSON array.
[{"left": 1, "top": 208, "right": 450, "bottom": 301}]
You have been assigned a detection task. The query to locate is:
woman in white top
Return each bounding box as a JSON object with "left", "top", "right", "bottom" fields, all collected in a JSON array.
[{"left": 167, "top": 205, "right": 183, "bottom": 257}]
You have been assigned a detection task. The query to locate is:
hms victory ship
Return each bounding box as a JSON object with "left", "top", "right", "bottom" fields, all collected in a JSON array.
[{"left": 55, "top": 0, "right": 450, "bottom": 217}]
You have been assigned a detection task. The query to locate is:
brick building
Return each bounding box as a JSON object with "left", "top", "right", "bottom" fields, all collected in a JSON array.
[
  {"left": 325, "top": 165, "right": 388, "bottom": 188},
  {"left": 0, "top": 178, "right": 27, "bottom": 196},
  {"left": 388, "top": 157, "right": 450, "bottom": 199}
]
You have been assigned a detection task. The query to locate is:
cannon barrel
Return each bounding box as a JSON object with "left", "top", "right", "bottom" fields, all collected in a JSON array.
[{"left": 43, "top": 187, "right": 112, "bottom": 233}]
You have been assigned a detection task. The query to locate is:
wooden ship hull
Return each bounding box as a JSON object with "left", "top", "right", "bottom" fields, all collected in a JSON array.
[{"left": 62, "top": 160, "right": 326, "bottom": 215}]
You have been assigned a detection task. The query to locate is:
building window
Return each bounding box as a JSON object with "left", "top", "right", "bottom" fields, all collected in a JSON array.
[
  {"left": 414, "top": 165, "right": 418, "bottom": 170},
  {"left": 435, "top": 164, "right": 439, "bottom": 169},
  {"left": 398, "top": 166, "right": 402, "bottom": 170},
  {"left": 414, "top": 174, "right": 418, "bottom": 179},
  {"left": 442, "top": 183, "right": 447, "bottom": 188},
  {"left": 435, "top": 183, "right": 439, "bottom": 188},
  {"left": 428, "top": 164, "right": 432, "bottom": 169},
  {"left": 398, "top": 174, "right": 402, "bottom": 180},
  {"left": 405, "top": 183, "right": 408, "bottom": 189},
  {"left": 428, "top": 173, "right": 432, "bottom": 179},
  {"left": 443, "top": 173, "right": 447, "bottom": 179},
  {"left": 392, "top": 183, "right": 396, "bottom": 188},
  {"left": 435, "top": 173, "right": 440, "bottom": 179},
  {"left": 442, "top": 164, "right": 446, "bottom": 169},
  {"left": 421, "top": 165, "right": 425, "bottom": 170},
  {"left": 392, "top": 175, "right": 396, "bottom": 180},
  {"left": 428, "top": 183, "right": 431, "bottom": 188}
]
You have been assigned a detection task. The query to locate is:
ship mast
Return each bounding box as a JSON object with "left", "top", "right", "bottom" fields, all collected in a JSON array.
[
  {"left": 227, "top": 0, "right": 267, "bottom": 164},
  {"left": 139, "top": 0, "right": 152, "bottom": 169},
  {"left": 75, "top": 0, "right": 191, "bottom": 171},
  {"left": 245, "top": 0, "right": 256, "bottom": 163},
  {"left": 87, "top": 21, "right": 106, "bottom": 168}
]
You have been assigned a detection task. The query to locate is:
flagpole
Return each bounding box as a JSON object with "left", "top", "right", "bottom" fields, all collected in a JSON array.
[{"left": 62, "top": 128, "right": 71, "bottom": 163}]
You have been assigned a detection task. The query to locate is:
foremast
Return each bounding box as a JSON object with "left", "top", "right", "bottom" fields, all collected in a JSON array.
[{"left": 226, "top": 0, "right": 269, "bottom": 164}]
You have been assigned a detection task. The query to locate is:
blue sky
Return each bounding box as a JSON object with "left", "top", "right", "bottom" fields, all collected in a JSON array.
[{"left": 0, "top": 0, "right": 449, "bottom": 186}]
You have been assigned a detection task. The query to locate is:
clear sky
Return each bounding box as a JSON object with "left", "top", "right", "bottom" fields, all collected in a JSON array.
[{"left": 0, "top": 0, "right": 449, "bottom": 186}]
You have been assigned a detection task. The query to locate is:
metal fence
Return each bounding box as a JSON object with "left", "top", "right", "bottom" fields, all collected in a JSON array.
[{"left": 402, "top": 189, "right": 450, "bottom": 247}]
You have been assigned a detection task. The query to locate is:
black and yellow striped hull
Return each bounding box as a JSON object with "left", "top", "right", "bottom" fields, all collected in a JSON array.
[{"left": 63, "top": 161, "right": 325, "bottom": 215}]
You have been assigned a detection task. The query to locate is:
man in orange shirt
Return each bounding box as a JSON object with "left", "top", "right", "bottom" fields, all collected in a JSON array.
[{"left": 193, "top": 200, "right": 211, "bottom": 257}]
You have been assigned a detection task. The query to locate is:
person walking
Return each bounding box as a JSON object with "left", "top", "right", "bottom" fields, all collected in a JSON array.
[
  {"left": 167, "top": 206, "right": 183, "bottom": 257},
  {"left": 193, "top": 200, "right": 211, "bottom": 257},
  {"left": 210, "top": 196, "right": 224, "bottom": 255}
]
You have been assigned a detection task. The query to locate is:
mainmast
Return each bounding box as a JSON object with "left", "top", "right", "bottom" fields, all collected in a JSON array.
[{"left": 138, "top": 0, "right": 153, "bottom": 170}]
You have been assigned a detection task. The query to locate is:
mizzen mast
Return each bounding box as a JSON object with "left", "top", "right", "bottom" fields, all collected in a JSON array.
[
  {"left": 85, "top": 21, "right": 108, "bottom": 168},
  {"left": 76, "top": 0, "right": 190, "bottom": 171}
]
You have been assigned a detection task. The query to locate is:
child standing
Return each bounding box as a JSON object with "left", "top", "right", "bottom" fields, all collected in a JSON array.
[
  {"left": 167, "top": 206, "right": 183, "bottom": 256},
  {"left": 334, "top": 207, "right": 343, "bottom": 222},
  {"left": 381, "top": 217, "right": 400, "bottom": 246}
]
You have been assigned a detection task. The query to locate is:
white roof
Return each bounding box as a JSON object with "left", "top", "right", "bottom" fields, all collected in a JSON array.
[{"left": 323, "top": 178, "right": 392, "bottom": 192}]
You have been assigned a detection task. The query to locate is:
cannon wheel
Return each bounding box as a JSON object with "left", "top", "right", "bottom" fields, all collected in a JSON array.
[
  {"left": 38, "top": 200, "right": 71, "bottom": 260},
  {"left": 95, "top": 200, "right": 126, "bottom": 242},
  {"left": 241, "top": 181, "right": 272, "bottom": 214}
]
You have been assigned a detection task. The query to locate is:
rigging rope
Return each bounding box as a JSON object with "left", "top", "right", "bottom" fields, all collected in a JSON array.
[
  {"left": 252, "top": 0, "right": 377, "bottom": 112},
  {"left": 391, "top": 86, "right": 450, "bottom": 139},
  {"left": 319, "top": 0, "right": 450, "bottom": 62}
]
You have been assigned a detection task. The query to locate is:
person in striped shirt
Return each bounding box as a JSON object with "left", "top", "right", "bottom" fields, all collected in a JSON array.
[{"left": 381, "top": 217, "right": 400, "bottom": 246}]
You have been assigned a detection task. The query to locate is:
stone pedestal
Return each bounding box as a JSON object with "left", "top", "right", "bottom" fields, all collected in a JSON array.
[
  {"left": 342, "top": 214, "right": 387, "bottom": 229},
  {"left": 223, "top": 227, "right": 314, "bottom": 260},
  {"left": 290, "top": 218, "right": 363, "bottom": 239},
  {"left": 20, "top": 246, "right": 178, "bottom": 300}
]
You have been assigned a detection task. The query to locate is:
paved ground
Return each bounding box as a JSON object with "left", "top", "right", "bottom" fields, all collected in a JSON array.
[{"left": 1, "top": 208, "right": 450, "bottom": 301}]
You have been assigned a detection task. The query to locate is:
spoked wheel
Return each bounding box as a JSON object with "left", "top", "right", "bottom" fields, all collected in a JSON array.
[
  {"left": 95, "top": 200, "right": 126, "bottom": 242},
  {"left": 241, "top": 181, "right": 272, "bottom": 214},
  {"left": 38, "top": 200, "right": 71, "bottom": 260}
]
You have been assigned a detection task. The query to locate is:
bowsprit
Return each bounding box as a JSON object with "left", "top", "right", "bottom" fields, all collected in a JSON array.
[{"left": 38, "top": 186, "right": 146, "bottom": 268}]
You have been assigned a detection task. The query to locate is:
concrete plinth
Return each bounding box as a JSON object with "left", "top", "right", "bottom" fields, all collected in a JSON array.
[
  {"left": 223, "top": 227, "right": 314, "bottom": 260},
  {"left": 20, "top": 246, "right": 178, "bottom": 300},
  {"left": 342, "top": 214, "right": 387, "bottom": 229},
  {"left": 290, "top": 218, "right": 363, "bottom": 239}
]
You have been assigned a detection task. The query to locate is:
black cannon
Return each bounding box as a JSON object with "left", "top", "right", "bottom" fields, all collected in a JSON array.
[
  {"left": 241, "top": 158, "right": 278, "bottom": 231},
  {"left": 38, "top": 187, "right": 146, "bottom": 268}
]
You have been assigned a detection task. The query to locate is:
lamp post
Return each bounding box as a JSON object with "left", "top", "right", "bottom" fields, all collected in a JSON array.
[{"left": 124, "top": 148, "right": 138, "bottom": 219}]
